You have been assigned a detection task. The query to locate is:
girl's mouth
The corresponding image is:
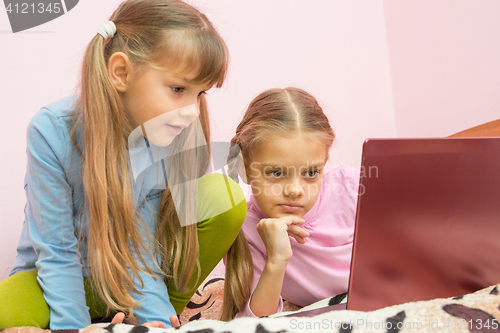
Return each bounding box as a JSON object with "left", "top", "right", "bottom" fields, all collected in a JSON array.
[
  {"left": 279, "top": 204, "right": 303, "bottom": 212},
  {"left": 165, "top": 124, "right": 183, "bottom": 135}
]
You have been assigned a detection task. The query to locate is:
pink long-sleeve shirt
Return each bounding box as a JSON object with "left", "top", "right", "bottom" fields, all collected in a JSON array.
[{"left": 236, "top": 164, "right": 359, "bottom": 317}]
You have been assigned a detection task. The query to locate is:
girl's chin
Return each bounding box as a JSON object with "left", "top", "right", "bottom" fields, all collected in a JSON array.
[
  {"left": 144, "top": 130, "right": 176, "bottom": 147},
  {"left": 268, "top": 210, "right": 305, "bottom": 219},
  {"left": 148, "top": 137, "right": 175, "bottom": 147}
]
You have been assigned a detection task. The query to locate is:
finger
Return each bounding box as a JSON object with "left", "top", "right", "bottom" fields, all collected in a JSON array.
[
  {"left": 282, "top": 215, "right": 306, "bottom": 226},
  {"left": 291, "top": 234, "right": 307, "bottom": 244},
  {"left": 259, "top": 218, "right": 305, "bottom": 234},
  {"left": 111, "top": 312, "right": 125, "bottom": 324},
  {"left": 287, "top": 230, "right": 307, "bottom": 243},
  {"left": 288, "top": 224, "right": 309, "bottom": 238},
  {"left": 142, "top": 321, "right": 166, "bottom": 328},
  {"left": 169, "top": 315, "right": 181, "bottom": 328},
  {"left": 124, "top": 314, "right": 139, "bottom": 326},
  {"left": 287, "top": 229, "right": 309, "bottom": 244},
  {"left": 149, "top": 321, "right": 165, "bottom": 328}
]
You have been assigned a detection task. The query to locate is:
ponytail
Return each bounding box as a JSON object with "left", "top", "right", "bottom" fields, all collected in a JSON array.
[
  {"left": 77, "top": 32, "right": 152, "bottom": 314},
  {"left": 221, "top": 230, "right": 253, "bottom": 321},
  {"left": 227, "top": 138, "right": 242, "bottom": 184}
]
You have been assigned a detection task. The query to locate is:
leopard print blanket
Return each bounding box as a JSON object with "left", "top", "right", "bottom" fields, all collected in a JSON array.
[{"left": 3, "top": 281, "right": 500, "bottom": 333}]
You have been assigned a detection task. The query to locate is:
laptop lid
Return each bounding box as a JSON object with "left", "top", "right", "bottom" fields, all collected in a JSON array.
[{"left": 347, "top": 137, "right": 500, "bottom": 312}]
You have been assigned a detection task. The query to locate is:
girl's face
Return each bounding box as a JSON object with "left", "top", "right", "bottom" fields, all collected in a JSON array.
[
  {"left": 244, "top": 134, "right": 328, "bottom": 219},
  {"left": 123, "top": 64, "right": 212, "bottom": 146}
]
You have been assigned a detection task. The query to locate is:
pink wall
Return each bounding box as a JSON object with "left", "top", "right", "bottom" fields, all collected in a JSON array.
[
  {"left": 2, "top": 0, "right": 499, "bottom": 284},
  {"left": 384, "top": 0, "right": 500, "bottom": 137},
  {"left": 0, "top": 0, "right": 395, "bottom": 281}
]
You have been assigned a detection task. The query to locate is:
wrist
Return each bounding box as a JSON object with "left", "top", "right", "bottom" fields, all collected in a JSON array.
[{"left": 264, "top": 258, "right": 289, "bottom": 272}]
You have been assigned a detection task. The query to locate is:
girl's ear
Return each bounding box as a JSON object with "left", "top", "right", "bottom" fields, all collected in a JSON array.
[
  {"left": 108, "top": 52, "right": 131, "bottom": 92},
  {"left": 236, "top": 153, "right": 249, "bottom": 184}
]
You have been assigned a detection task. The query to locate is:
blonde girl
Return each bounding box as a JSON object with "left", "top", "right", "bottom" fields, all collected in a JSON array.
[
  {"left": 225, "top": 88, "right": 359, "bottom": 318},
  {"left": 0, "top": 0, "right": 249, "bottom": 329}
]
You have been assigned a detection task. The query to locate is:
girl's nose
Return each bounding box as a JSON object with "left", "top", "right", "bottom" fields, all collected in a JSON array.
[
  {"left": 179, "top": 103, "right": 199, "bottom": 118},
  {"left": 284, "top": 178, "right": 305, "bottom": 197}
]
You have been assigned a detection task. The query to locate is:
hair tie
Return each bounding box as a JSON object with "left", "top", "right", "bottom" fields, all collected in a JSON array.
[
  {"left": 97, "top": 21, "right": 116, "bottom": 40},
  {"left": 233, "top": 134, "right": 241, "bottom": 146}
]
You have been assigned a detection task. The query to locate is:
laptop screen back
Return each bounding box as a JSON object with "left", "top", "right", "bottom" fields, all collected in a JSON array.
[{"left": 347, "top": 137, "right": 500, "bottom": 311}]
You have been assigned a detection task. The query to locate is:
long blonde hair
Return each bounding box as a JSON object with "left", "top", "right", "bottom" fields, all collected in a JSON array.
[
  {"left": 72, "top": 0, "right": 228, "bottom": 315},
  {"left": 222, "top": 87, "right": 335, "bottom": 320}
]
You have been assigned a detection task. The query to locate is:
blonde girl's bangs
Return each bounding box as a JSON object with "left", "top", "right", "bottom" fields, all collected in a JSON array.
[{"left": 151, "top": 28, "right": 228, "bottom": 88}]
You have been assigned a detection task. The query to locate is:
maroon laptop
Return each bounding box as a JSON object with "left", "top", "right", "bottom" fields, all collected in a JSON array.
[
  {"left": 283, "top": 137, "right": 500, "bottom": 317},
  {"left": 347, "top": 137, "right": 500, "bottom": 311}
]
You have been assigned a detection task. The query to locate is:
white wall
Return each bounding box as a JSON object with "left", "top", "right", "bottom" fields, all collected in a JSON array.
[{"left": 0, "top": 0, "right": 396, "bottom": 281}]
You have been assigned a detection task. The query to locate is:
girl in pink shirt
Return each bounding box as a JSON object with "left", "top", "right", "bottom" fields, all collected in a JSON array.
[{"left": 223, "top": 87, "right": 359, "bottom": 319}]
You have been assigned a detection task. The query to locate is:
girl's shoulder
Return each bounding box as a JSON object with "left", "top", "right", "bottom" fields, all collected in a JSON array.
[
  {"left": 241, "top": 195, "right": 266, "bottom": 236},
  {"left": 245, "top": 197, "right": 266, "bottom": 223},
  {"left": 317, "top": 164, "right": 360, "bottom": 209},
  {"left": 322, "top": 164, "right": 360, "bottom": 188},
  {"left": 27, "top": 95, "right": 81, "bottom": 163},
  {"left": 29, "top": 95, "right": 79, "bottom": 130}
]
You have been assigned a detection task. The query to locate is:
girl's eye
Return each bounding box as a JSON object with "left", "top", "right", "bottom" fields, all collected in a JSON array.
[
  {"left": 304, "top": 170, "right": 320, "bottom": 178},
  {"left": 198, "top": 91, "right": 207, "bottom": 98},
  {"left": 171, "top": 87, "right": 185, "bottom": 93},
  {"left": 267, "top": 171, "right": 283, "bottom": 178}
]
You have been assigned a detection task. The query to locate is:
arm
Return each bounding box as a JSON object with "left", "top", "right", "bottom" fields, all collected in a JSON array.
[
  {"left": 126, "top": 193, "right": 176, "bottom": 326},
  {"left": 25, "top": 109, "right": 90, "bottom": 328},
  {"left": 242, "top": 216, "right": 309, "bottom": 317},
  {"left": 128, "top": 260, "right": 176, "bottom": 326},
  {"left": 234, "top": 239, "right": 284, "bottom": 318},
  {"left": 249, "top": 258, "right": 288, "bottom": 317}
]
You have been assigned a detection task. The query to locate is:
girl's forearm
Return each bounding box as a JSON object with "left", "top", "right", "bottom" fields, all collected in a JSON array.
[{"left": 249, "top": 260, "right": 288, "bottom": 317}]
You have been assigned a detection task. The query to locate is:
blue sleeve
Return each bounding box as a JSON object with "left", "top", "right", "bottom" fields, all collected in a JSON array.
[
  {"left": 130, "top": 256, "right": 177, "bottom": 327},
  {"left": 25, "top": 108, "right": 91, "bottom": 328},
  {"left": 129, "top": 196, "right": 177, "bottom": 327},
  {"left": 27, "top": 107, "right": 177, "bottom": 328}
]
